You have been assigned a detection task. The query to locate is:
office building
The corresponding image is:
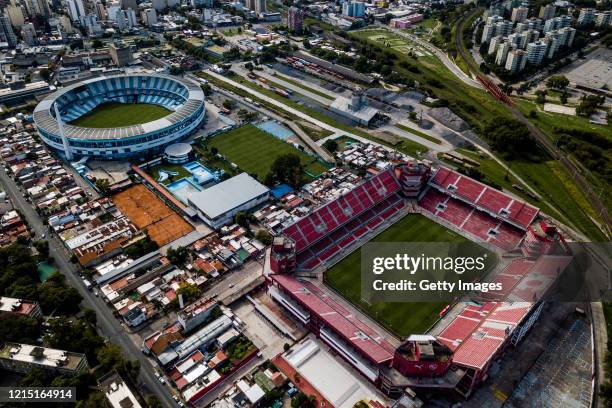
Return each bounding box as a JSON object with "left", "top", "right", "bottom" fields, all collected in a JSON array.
[
  {"left": 5, "top": 4, "right": 25, "bottom": 28},
  {"left": 109, "top": 41, "right": 133, "bottom": 66},
  {"left": 20, "top": 22, "right": 35, "bottom": 45},
  {"left": 142, "top": 8, "right": 157, "bottom": 26},
  {"left": 253, "top": 0, "right": 265, "bottom": 14},
  {"left": 595, "top": 11, "right": 611, "bottom": 27},
  {"left": 543, "top": 15, "right": 571, "bottom": 32},
  {"left": 488, "top": 35, "right": 504, "bottom": 55},
  {"left": 66, "top": 0, "right": 85, "bottom": 22},
  {"left": 0, "top": 343, "right": 88, "bottom": 376},
  {"left": 342, "top": 1, "right": 365, "bottom": 18}
]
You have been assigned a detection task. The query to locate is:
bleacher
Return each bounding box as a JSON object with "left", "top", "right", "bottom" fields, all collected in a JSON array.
[
  {"left": 418, "top": 187, "right": 526, "bottom": 251},
  {"left": 430, "top": 167, "right": 538, "bottom": 230},
  {"left": 55, "top": 76, "right": 189, "bottom": 123},
  {"left": 283, "top": 169, "right": 404, "bottom": 270}
]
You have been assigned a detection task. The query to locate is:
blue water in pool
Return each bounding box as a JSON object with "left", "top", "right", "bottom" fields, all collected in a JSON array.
[
  {"left": 166, "top": 178, "right": 202, "bottom": 205},
  {"left": 183, "top": 161, "right": 216, "bottom": 184},
  {"left": 256, "top": 120, "right": 295, "bottom": 140}
]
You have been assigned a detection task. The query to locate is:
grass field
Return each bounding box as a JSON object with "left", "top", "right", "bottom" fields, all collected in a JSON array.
[
  {"left": 208, "top": 124, "right": 328, "bottom": 181},
  {"left": 70, "top": 102, "right": 171, "bottom": 128},
  {"left": 325, "top": 214, "right": 482, "bottom": 337}
]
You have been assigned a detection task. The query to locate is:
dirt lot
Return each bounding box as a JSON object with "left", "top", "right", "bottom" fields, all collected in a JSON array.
[{"left": 113, "top": 184, "right": 193, "bottom": 246}]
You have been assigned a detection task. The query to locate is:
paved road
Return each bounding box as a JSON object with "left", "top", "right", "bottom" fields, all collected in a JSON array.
[
  {"left": 0, "top": 167, "right": 177, "bottom": 408},
  {"left": 378, "top": 23, "right": 483, "bottom": 89},
  {"left": 234, "top": 64, "right": 334, "bottom": 107}
]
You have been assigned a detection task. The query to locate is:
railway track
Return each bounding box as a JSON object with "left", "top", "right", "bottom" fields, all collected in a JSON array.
[{"left": 454, "top": 8, "right": 610, "bottom": 238}]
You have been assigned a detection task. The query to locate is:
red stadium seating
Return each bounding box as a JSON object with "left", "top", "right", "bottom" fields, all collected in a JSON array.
[
  {"left": 429, "top": 167, "right": 538, "bottom": 229},
  {"left": 283, "top": 169, "right": 401, "bottom": 253},
  {"left": 289, "top": 169, "right": 407, "bottom": 270},
  {"left": 418, "top": 187, "right": 527, "bottom": 251}
]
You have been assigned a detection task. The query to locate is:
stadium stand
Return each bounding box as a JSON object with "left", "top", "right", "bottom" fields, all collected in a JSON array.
[
  {"left": 428, "top": 167, "right": 539, "bottom": 230},
  {"left": 282, "top": 168, "right": 404, "bottom": 270},
  {"left": 419, "top": 166, "right": 533, "bottom": 251}
]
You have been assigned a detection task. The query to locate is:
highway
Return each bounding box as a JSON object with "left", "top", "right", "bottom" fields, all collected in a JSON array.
[{"left": 0, "top": 166, "right": 177, "bottom": 407}]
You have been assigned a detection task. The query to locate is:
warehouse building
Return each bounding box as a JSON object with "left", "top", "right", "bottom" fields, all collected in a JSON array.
[{"left": 188, "top": 173, "right": 270, "bottom": 229}]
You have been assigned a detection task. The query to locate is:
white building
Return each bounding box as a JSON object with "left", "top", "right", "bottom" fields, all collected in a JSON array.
[
  {"left": 99, "top": 372, "right": 143, "bottom": 408},
  {"left": 527, "top": 41, "right": 547, "bottom": 65},
  {"left": 188, "top": 173, "right": 271, "bottom": 229},
  {"left": 66, "top": 0, "right": 85, "bottom": 22},
  {"left": 505, "top": 49, "right": 527, "bottom": 72},
  {"left": 495, "top": 41, "right": 511, "bottom": 65},
  {"left": 511, "top": 7, "right": 528, "bottom": 22},
  {"left": 539, "top": 4, "right": 555, "bottom": 21},
  {"left": 141, "top": 8, "right": 157, "bottom": 26},
  {"left": 595, "top": 11, "right": 611, "bottom": 27},
  {"left": 577, "top": 8, "right": 595, "bottom": 26}
]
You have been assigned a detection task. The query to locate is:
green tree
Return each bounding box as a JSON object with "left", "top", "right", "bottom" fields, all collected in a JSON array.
[
  {"left": 255, "top": 229, "right": 273, "bottom": 245},
  {"left": 482, "top": 118, "right": 535, "bottom": 159},
  {"left": 146, "top": 394, "right": 163, "bottom": 408},
  {"left": 176, "top": 282, "right": 201, "bottom": 304},
  {"left": 546, "top": 75, "right": 570, "bottom": 90},
  {"left": 166, "top": 246, "right": 190, "bottom": 265},
  {"left": 0, "top": 315, "right": 41, "bottom": 344},
  {"left": 265, "top": 153, "right": 304, "bottom": 188},
  {"left": 322, "top": 139, "right": 338, "bottom": 153}
]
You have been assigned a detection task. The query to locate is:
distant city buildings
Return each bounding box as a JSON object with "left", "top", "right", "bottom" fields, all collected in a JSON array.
[
  {"left": 287, "top": 6, "right": 303, "bottom": 33},
  {"left": 342, "top": 1, "right": 365, "bottom": 18},
  {"left": 0, "top": 14, "right": 17, "bottom": 47},
  {"left": 539, "top": 4, "right": 555, "bottom": 20},
  {"left": 510, "top": 6, "right": 528, "bottom": 23}
]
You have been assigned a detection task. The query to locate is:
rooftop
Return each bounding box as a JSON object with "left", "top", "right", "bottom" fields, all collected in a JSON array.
[
  {"left": 0, "top": 343, "right": 87, "bottom": 372},
  {"left": 188, "top": 173, "right": 269, "bottom": 220},
  {"left": 99, "top": 371, "right": 143, "bottom": 408},
  {"left": 272, "top": 274, "right": 394, "bottom": 365}
]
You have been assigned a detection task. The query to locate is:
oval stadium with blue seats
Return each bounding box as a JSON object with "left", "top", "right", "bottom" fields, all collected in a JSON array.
[{"left": 33, "top": 73, "right": 205, "bottom": 160}]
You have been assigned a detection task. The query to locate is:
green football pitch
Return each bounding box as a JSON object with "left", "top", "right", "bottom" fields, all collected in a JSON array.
[
  {"left": 325, "top": 213, "right": 483, "bottom": 337},
  {"left": 69, "top": 102, "right": 171, "bottom": 128},
  {"left": 208, "top": 124, "right": 329, "bottom": 181}
]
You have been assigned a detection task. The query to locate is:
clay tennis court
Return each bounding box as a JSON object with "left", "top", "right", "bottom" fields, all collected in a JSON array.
[{"left": 113, "top": 184, "right": 193, "bottom": 246}]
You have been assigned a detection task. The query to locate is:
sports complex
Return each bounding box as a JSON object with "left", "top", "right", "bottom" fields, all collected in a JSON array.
[
  {"left": 269, "top": 161, "right": 574, "bottom": 398},
  {"left": 33, "top": 73, "right": 205, "bottom": 160}
]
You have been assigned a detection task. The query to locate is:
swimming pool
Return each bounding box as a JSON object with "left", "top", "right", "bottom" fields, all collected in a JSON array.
[
  {"left": 183, "top": 161, "right": 216, "bottom": 185},
  {"left": 166, "top": 178, "right": 203, "bottom": 205},
  {"left": 256, "top": 120, "right": 295, "bottom": 140}
]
